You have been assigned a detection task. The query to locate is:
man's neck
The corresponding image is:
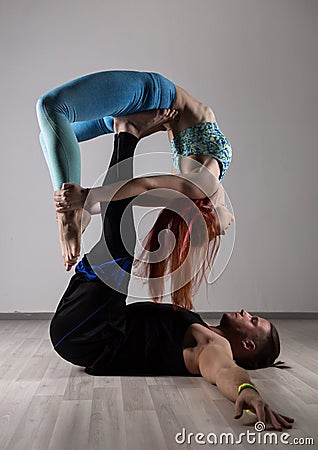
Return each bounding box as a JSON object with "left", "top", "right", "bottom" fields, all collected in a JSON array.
[{"left": 206, "top": 324, "right": 226, "bottom": 338}]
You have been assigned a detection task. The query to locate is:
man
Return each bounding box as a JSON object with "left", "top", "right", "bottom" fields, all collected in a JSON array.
[{"left": 50, "top": 112, "right": 294, "bottom": 432}]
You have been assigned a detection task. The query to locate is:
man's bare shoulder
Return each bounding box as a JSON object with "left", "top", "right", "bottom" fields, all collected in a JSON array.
[
  {"left": 183, "top": 323, "right": 232, "bottom": 375},
  {"left": 183, "top": 323, "right": 229, "bottom": 348}
]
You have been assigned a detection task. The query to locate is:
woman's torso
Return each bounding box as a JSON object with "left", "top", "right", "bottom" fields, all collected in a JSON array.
[
  {"left": 167, "top": 85, "right": 224, "bottom": 179},
  {"left": 169, "top": 85, "right": 216, "bottom": 137}
]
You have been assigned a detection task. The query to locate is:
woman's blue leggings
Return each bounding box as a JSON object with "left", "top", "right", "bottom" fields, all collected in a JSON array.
[{"left": 36, "top": 70, "right": 176, "bottom": 190}]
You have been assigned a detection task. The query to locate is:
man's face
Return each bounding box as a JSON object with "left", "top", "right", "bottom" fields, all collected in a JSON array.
[{"left": 220, "top": 309, "right": 271, "bottom": 340}]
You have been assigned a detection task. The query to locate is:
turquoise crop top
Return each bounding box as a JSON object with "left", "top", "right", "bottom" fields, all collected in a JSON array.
[{"left": 170, "top": 122, "right": 232, "bottom": 181}]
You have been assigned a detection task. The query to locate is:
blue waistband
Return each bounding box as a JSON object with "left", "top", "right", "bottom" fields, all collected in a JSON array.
[
  {"left": 149, "top": 72, "right": 176, "bottom": 110},
  {"left": 75, "top": 256, "right": 133, "bottom": 285}
]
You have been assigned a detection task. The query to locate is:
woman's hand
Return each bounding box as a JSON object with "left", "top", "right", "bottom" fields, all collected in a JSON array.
[
  {"left": 54, "top": 183, "right": 89, "bottom": 212},
  {"left": 234, "top": 389, "right": 294, "bottom": 431}
]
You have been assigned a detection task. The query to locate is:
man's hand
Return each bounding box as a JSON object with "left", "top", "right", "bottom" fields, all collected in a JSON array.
[
  {"left": 54, "top": 183, "right": 89, "bottom": 212},
  {"left": 234, "top": 389, "right": 294, "bottom": 431}
]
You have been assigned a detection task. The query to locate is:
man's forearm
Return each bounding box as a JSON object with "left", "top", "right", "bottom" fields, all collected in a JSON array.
[
  {"left": 198, "top": 344, "right": 254, "bottom": 403},
  {"left": 214, "top": 366, "right": 252, "bottom": 403},
  {"left": 197, "top": 343, "right": 294, "bottom": 430}
]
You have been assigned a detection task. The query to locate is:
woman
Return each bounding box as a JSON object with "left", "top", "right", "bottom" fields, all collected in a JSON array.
[
  {"left": 36, "top": 70, "right": 233, "bottom": 277},
  {"left": 55, "top": 110, "right": 234, "bottom": 309}
]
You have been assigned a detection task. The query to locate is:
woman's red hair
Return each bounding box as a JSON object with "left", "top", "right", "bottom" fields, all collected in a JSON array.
[{"left": 134, "top": 197, "right": 221, "bottom": 310}]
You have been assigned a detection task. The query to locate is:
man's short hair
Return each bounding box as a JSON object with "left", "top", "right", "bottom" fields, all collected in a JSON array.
[{"left": 236, "top": 322, "right": 282, "bottom": 370}]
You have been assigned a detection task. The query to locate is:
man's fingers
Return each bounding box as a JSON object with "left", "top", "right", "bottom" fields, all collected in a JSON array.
[
  {"left": 254, "top": 402, "right": 266, "bottom": 425},
  {"left": 273, "top": 411, "right": 293, "bottom": 428},
  {"left": 234, "top": 399, "right": 244, "bottom": 419},
  {"left": 278, "top": 414, "right": 294, "bottom": 423},
  {"left": 266, "top": 406, "right": 283, "bottom": 431}
]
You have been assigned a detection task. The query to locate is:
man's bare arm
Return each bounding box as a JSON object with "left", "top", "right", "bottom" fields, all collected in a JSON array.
[
  {"left": 197, "top": 341, "right": 294, "bottom": 430},
  {"left": 198, "top": 342, "right": 251, "bottom": 401}
]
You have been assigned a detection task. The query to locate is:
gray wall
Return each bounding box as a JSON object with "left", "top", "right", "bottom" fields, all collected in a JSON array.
[{"left": 0, "top": 0, "right": 317, "bottom": 312}]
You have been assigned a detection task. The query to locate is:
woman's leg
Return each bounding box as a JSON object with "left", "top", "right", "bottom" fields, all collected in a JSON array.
[
  {"left": 36, "top": 70, "right": 175, "bottom": 270},
  {"left": 36, "top": 70, "right": 176, "bottom": 190},
  {"left": 57, "top": 109, "right": 178, "bottom": 271}
]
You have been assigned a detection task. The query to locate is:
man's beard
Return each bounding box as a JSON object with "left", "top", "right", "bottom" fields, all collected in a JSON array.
[{"left": 220, "top": 312, "right": 231, "bottom": 329}]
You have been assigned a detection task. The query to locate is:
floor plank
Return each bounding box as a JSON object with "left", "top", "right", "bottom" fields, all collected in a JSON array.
[
  {"left": 121, "top": 377, "right": 155, "bottom": 411},
  {"left": 0, "top": 380, "right": 40, "bottom": 449},
  {"left": 47, "top": 400, "right": 91, "bottom": 450},
  {"left": 88, "top": 387, "right": 126, "bottom": 450},
  {"left": 5, "top": 395, "right": 62, "bottom": 450}
]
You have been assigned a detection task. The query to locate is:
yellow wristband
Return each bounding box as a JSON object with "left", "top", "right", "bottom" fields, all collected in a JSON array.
[{"left": 237, "top": 383, "right": 258, "bottom": 395}]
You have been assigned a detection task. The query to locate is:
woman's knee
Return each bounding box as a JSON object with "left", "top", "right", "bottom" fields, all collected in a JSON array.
[
  {"left": 36, "top": 92, "right": 69, "bottom": 121},
  {"left": 36, "top": 94, "right": 53, "bottom": 116}
]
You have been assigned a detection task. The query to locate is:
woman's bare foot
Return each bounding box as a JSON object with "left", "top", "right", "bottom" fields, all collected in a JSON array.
[
  {"left": 57, "top": 210, "right": 83, "bottom": 271},
  {"left": 113, "top": 109, "right": 179, "bottom": 139}
]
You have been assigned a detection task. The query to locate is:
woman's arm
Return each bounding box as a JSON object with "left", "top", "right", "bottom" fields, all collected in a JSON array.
[
  {"left": 54, "top": 170, "right": 220, "bottom": 212},
  {"left": 91, "top": 171, "right": 218, "bottom": 201}
]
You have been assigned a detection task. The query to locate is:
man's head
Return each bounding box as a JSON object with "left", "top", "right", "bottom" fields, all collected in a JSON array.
[{"left": 218, "top": 309, "right": 280, "bottom": 370}]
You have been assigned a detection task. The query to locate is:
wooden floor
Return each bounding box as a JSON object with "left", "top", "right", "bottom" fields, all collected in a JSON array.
[{"left": 0, "top": 319, "right": 317, "bottom": 450}]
